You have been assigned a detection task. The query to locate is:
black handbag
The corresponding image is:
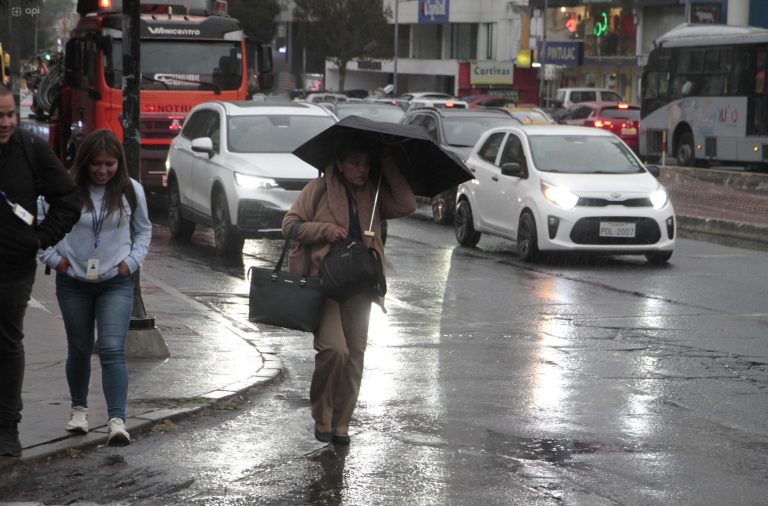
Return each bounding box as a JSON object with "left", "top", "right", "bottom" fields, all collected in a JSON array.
[
  {"left": 248, "top": 225, "right": 324, "bottom": 332},
  {"left": 319, "top": 237, "right": 386, "bottom": 302}
]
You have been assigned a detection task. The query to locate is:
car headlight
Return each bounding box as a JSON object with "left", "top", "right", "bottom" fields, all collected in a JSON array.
[
  {"left": 234, "top": 172, "right": 279, "bottom": 190},
  {"left": 649, "top": 188, "right": 668, "bottom": 210},
  {"left": 541, "top": 182, "right": 578, "bottom": 210}
]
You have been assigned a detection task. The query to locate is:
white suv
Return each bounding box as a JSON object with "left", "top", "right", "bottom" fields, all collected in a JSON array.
[
  {"left": 550, "top": 87, "right": 624, "bottom": 109},
  {"left": 165, "top": 101, "right": 336, "bottom": 255}
]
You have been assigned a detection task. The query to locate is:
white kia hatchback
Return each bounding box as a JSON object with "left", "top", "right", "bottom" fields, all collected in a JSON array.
[
  {"left": 165, "top": 101, "right": 336, "bottom": 255},
  {"left": 455, "top": 125, "right": 675, "bottom": 264}
]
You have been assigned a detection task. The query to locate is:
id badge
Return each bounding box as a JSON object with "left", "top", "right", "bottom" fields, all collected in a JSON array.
[
  {"left": 86, "top": 258, "right": 100, "bottom": 280},
  {"left": 12, "top": 203, "right": 34, "bottom": 226}
]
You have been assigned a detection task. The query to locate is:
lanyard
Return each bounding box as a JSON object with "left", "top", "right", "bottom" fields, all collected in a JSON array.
[{"left": 91, "top": 197, "right": 107, "bottom": 248}]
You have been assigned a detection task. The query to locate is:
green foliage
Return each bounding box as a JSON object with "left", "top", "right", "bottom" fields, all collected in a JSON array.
[
  {"left": 228, "top": 0, "right": 280, "bottom": 44},
  {"left": 294, "top": 0, "right": 393, "bottom": 90}
]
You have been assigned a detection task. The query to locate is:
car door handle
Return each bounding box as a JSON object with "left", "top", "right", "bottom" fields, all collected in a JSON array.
[{"left": 492, "top": 176, "right": 499, "bottom": 182}]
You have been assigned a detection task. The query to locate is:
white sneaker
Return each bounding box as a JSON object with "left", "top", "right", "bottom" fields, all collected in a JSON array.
[
  {"left": 106, "top": 418, "right": 131, "bottom": 446},
  {"left": 65, "top": 406, "right": 89, "bottom": 434}
]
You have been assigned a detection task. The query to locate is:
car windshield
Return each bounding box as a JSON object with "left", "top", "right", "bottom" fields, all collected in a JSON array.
[
  {"left": 335, "top": 107, "right": 404, "bottom": 123},
  {"left": 442, "top": 117, "right": 519, "bottom": 147},
  {"left": 227, "top": 115, "right": 335, "bottom": 153},
  {"left": 528, "top": 135, "right": 645, "bottom": 174}
]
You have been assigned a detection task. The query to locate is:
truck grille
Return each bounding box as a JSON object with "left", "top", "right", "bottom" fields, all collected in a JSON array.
[{"left": 141, "top": 115, "right": 183, "bottom": 140}]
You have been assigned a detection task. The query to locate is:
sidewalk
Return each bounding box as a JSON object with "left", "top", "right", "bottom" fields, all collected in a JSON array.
[
  {"left": 2, "top": 164, "right": 767, "bottom": 469},
  {"left": 659, "top": 166, "right": 768, "bottom": 245},
  {"left": 1, "top": 264, "right": 282, "bottom": 469}
]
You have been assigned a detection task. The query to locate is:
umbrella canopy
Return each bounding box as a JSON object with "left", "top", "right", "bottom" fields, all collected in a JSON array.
[{"left": 292, "top": 115, "right": 474, "bottom": 198}]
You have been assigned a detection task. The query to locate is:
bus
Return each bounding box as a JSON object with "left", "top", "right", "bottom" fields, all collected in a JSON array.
[
  {"left": 639, "top": 24, "right": 768, "bottom": 168},
  {"left": 23, "top": 0, "right": 274, "bottom": 191}
]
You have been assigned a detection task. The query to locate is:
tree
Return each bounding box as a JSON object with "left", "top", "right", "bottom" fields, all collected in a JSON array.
[
  {"left": 294, "top": 0, "right": 393, "bottom": 91},
  {"left": 228, "top": 0, "right": 280, "bottom": 44}
]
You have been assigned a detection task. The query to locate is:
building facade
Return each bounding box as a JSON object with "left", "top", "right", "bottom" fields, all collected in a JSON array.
[{"left": 275, "top": 0, "right": 768, "bottom": 104}]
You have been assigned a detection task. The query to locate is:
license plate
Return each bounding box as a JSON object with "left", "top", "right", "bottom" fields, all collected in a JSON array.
[
  {"left": 621, "top": 127, "right": 637, "bottom": 135},
  {"left": 599, "top": 221, "right": 636, "bottom": 238}
]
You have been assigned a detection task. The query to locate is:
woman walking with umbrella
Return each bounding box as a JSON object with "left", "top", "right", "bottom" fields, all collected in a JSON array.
[{"left": 282, "top": 132, "right": 416, "bottom": 445}]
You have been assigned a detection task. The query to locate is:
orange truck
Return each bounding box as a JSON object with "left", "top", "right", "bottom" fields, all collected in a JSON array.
[{"left": 22, "top": 0, "right": 273, "bottom": 192}]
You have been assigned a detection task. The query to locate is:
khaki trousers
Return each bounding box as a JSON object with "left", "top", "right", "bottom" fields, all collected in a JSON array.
[{"left": 311, "top": 293, "right": 372, "bottom": 433}]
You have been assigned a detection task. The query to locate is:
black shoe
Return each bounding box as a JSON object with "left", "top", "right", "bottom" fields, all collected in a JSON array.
[
  {"left": 331, "top": 434, "right": 351, "bottom": 445},
  {"left": 314, "top": 428, "right": 333, "bottom": 443},
  {"left": 0, "top": 422, "right": 21, "bottom": 458}
]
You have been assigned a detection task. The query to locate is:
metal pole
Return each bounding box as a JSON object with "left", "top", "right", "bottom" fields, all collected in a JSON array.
[
  {"left": 122, "top": 0, "right": 155, "bottom": 330},
  {"left": 393, "top": 0, "right": 398, "bottom": 96}
]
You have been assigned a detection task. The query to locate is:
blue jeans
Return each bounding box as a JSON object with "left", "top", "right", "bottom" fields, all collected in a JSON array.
[{"left": 56, "top": 273, "right": 134, "bottom": 421}]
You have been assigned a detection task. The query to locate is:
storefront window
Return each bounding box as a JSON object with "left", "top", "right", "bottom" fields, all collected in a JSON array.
[{"left": 545, "top": 6, "right": 636, "bottom": 58}]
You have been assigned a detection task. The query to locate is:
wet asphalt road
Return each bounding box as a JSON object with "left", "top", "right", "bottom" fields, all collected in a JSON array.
[{"left": 1, "top": 204, "right": 767, "bottom": 505}]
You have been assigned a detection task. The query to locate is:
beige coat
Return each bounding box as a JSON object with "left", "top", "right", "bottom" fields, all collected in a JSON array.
[{"left": 281, "top": 163, "right": 417, "bottom": 285}]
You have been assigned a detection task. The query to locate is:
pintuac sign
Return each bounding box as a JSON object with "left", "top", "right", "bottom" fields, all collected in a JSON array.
[{"left": 541, "top": 41, "right": 583, "bottom": 66}]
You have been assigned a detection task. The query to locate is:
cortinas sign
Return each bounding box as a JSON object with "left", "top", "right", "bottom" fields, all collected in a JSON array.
[
  {"left": 418, "top": 0, "right": 449, "bottom": 24},
  {"left": 470, "top": 61, "right": 514, "bottom": 86}
]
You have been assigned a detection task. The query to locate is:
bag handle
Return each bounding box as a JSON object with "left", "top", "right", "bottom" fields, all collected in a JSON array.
[{"left": 269, "top": 221, "right": 312, "bottom": 281}]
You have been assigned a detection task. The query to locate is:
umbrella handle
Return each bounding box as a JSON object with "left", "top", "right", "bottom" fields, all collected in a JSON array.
[{"left": 368, "top": 172, "right": 383, "bottom": 235}]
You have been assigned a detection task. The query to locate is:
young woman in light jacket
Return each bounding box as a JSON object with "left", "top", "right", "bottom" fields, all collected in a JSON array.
[
  {"left": 282, "top": 136, "right": 416, "bottom": 445},
  {"left": 39, "top": 129, "right": 152, "bottom": 446}
]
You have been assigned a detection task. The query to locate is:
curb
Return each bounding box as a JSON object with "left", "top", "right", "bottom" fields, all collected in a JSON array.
[
  {"left": 676, "top": 215, "right": 768, "bottom": 246},
  {"left": 0, "top": 369, "right": 284, "bottom": 471}
]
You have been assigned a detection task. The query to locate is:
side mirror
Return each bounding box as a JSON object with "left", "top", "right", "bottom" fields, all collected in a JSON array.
[
  {"left": 646, "top": 164, "right": 661, "bottom": 178},
  {"left": 191, "top": 137, "right": 215, "bottom": 159},
  {"left": 500, "top": 161, "right": 525, "bottom": 178}
]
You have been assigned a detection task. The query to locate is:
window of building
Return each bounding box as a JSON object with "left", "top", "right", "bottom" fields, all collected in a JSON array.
[
  {"left": 450, "top": 24, "right": 478, "bottom": 60},
  {"left": 486, "top": 23, "right": 496, "bottom": 60}
]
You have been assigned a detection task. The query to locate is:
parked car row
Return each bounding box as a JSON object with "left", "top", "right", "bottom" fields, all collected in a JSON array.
[{"left": 164, "top": 90, "right": 674, "bottom": 264}]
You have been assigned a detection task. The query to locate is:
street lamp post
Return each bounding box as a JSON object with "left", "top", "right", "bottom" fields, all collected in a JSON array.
[
  {"left": 121, "top": 0, "right": 168, "bottom": 358},
  {"left": 393, "top": 0, "right": 399, "bottom": 96}
]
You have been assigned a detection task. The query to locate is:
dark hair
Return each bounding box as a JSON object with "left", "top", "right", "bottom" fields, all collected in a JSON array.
[
  {"left": 0, "top": 84, "right": 11, "bottom": 97},
  {"left": 70, "top": 129, "right": 136, "bottom": 222},
  {"left": 333, "top": 133, "right": 382, "bottom": 179}
]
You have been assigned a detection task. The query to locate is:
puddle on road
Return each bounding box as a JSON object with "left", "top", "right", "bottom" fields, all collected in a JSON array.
[
  {"left": 487, "top": 431, "right": 643, "bottom": 467},
  {"left": 517, "top": 437, "right": 598, "bottom": 465}
]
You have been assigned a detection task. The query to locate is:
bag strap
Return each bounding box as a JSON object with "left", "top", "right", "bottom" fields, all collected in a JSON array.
[{"left": 270, "top": 221, "right": 312, "bottom": 279}]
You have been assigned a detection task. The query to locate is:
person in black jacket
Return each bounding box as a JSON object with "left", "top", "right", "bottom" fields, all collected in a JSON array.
[{"left": 0, "top": 84, "right": 80, "bottom": 457}]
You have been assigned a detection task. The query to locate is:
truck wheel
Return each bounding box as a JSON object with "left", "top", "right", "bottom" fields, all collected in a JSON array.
[
  {"left": 432, "top": 188, "right": 456, "bottom": 225},
  {"left": 168, "top": 178, "right": 195, "bottom": 242},
  {"left": 212, "top": 190, "right": 244, "bottom": 257},
  {"left": 517, "top": 212, "right": 540, "bottom": 262},
  {"left": 454, "top": 199, "right": 481, "bottom": 247}
]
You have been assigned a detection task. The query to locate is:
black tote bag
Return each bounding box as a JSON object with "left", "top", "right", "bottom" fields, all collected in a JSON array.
[{"left": 248, "top": 225, "right": 324, "bottom": 332}]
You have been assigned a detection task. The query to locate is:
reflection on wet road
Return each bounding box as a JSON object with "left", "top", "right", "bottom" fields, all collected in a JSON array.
[{"left": 1, "top": 208, "right": 767, "bottom": 505}]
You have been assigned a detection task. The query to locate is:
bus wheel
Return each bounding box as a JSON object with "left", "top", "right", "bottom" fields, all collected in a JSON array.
[{"left": 675, "top": 132, "right": 695, "bottom": 167}]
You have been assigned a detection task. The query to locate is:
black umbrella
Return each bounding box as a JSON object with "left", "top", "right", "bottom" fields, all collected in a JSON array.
[{"left": 292, "top": 115, "right": 474, "bottom": 198}]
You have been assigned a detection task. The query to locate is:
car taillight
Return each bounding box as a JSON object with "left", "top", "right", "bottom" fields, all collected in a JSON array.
[{"left": 594, "top": 120, "right": 612, "bottom": 128}]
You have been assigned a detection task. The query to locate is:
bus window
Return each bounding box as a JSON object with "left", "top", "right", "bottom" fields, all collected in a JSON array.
[
  {"left": 754, "top": 49, "right": 767, "bottom": 135},
  {"left": 731, "top": 48, "right": 751, "bottom": 96}
]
